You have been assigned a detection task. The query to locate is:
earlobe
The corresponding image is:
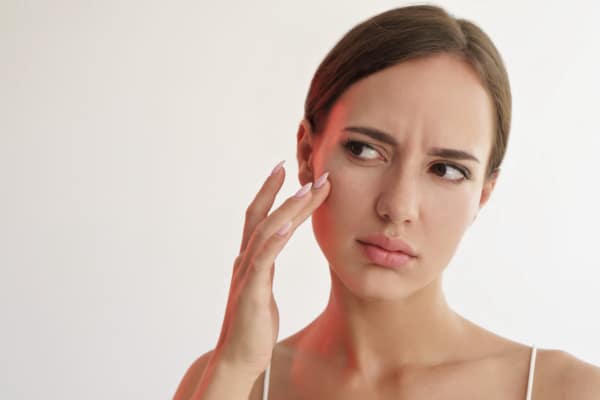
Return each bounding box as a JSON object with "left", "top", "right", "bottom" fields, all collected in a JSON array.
[{"left": 478, "top": 168, "right": 500, "bottom": 209}]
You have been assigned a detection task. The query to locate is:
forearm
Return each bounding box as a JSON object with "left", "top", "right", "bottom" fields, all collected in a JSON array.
[{"left": 191, "top": 355, "right": 258, "bottom": 400}]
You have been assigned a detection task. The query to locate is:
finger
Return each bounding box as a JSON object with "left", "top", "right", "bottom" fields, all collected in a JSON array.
[
  {"left": 230, "top": 252, "right": 245, "bottom": 282},
  {"left": 290, "top": 174, "right": 331, "bottom": 225},
  {"left": 240, "top": 161, "right": 286, "bottom": 254},
  {"left": 240, "top": 181, "right": 315, "bottom": 277},
  {"left": 261, "top": 172, "right": 331, "bottom": 239},
  {"left": 241, "top": 174, "right": 331, "bottom": 283}
]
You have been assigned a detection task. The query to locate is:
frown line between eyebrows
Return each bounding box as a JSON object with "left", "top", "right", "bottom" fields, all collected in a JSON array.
[{"left": 342, "top": 125, "right": 480, "bottom": 164}]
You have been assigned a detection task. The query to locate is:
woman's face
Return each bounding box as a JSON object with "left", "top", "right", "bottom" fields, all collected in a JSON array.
[{"left": 298, "top": 53, "right": 498, "bottom": 300}]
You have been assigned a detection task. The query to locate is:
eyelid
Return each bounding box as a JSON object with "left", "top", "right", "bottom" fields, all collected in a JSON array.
[
  {"left": 442, "top": 162, "right": 470, "bottom": 179},
  {"left": 343, "top": 139, "right": 384, "bottom": 160},
  {"left": 343, "top": 139, "right": 471, "bottom": 180}
]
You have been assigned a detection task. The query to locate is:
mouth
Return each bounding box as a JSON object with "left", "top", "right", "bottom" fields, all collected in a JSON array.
[
  {"left": 357, "top": 240, "right": 415, "bottom": 269},
  {"left": 355, "top": 234, "right": 417, "bottom": 257}
]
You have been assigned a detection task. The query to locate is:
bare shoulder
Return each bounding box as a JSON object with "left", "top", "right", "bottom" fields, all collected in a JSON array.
[
  {"left": 535, "top": 348, "right": 600, "bottom": 400},
  {"left": 172, "top": 349, "right": 215, "bottom": 400}
]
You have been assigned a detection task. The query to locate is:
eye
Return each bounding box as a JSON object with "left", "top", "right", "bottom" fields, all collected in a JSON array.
[
  {"left": 430, "top": 163, "right": 470, "bottom": 183},
  {"left": 343, "top": 140, "right": 381, "bottom": 160},
  {"left": 343, "top": 139, "right": 471, "bottom": 183}
]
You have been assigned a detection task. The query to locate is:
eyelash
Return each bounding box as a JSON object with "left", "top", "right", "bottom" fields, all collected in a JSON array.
[{"left": 342, "top": 139, "right": 471, "bottom": 182}]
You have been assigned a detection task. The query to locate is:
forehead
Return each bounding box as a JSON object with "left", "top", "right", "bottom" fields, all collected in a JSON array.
[{"left": 329, "top": 53, "right": 494, "bottom": 150}]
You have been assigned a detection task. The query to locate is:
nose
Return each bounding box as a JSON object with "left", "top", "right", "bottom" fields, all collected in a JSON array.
[{"left": 375, "top": 167, "right": 420, "bottom": 225}]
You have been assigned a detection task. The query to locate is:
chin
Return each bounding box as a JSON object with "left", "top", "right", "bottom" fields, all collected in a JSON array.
[{"left": 328, "top": 257, "right": 423, "bottom": 302}]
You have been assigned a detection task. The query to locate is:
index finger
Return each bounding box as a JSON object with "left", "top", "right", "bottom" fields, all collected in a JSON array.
[{"left": 240, "top": 160, "right": 286, "bottom": 253}]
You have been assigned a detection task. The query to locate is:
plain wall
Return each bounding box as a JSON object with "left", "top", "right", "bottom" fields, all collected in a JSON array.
[{"left": 1, "top": 0, "right": 599, "bottom": 398}]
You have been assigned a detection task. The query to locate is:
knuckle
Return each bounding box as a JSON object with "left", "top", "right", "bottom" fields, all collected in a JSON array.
[
  {"left": 233, "top": 253, "right": 244, "bottom": 267},
  {"left": 252, "top": 243, "right": 279, "bottom": 270},
  {"left": 245, "top": 204, "right": 259, "bottom": 219},
  {"left": 285, "top": 193, "right": 310, "bottom": 209},
  {"left": 252, "top": 221, "right": 268, "bottom": 241},
  {"left": 250, "top": 249, "right": 273, "bottom": 274},
  {"left": 249, "top": 255, "right": 265, "bottom": 272}
]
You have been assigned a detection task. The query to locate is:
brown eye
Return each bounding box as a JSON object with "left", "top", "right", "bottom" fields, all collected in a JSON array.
[
  {"left": 343, "top": 140, "right": 380, "bottom": 160},
  {"left": 431, "top": 163, "right": 469, "bottom": 182}
]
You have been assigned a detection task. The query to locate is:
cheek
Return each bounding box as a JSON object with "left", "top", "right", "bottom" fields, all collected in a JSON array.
[
  {"left": 422, "top": 187, "right": 478, "bottom": 253},
  {"left": 426, "top": 189, "right": 473, "bottom": 224},
  {"left": 312, "top": 167, "right": 367, "bottom": 234},
  {"left": 311, "top": 165, "right": 375, "bottom": 262}
]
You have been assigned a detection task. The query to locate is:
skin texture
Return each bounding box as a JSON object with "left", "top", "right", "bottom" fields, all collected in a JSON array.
[
  {"left": 173, "top": 52, "right": 600, "bottom": 400},
  {"left": 296, "top": 52, "right": 498, "bottom": 376},
  {"left": 271, "top": 52, "right": 596, "bottom": 398}
]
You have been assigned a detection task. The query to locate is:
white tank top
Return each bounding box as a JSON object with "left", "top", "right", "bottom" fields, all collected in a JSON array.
[{"left": 262, "top": 345, "right": 538, "bottom": 400}]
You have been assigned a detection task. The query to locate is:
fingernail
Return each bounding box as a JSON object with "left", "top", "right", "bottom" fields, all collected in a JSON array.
[
  {"left": 294, "top": 182, "right": 312, "bottom": 198},
  {"left": 270, "top": 160, "right": 285, "bottom": 176},
  {"left": 276, "top": 220, "right": 292, "bottom": 236},
  {"left": 313, "top": 171, "right": 329, "bottom": 189}
]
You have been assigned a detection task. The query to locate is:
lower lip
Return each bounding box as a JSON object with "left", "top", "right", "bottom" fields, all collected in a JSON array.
[{"left": 358, "top": 241, "right": 414, "bottom": 269}]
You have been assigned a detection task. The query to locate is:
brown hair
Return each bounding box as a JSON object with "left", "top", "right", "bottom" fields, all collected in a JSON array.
[{"left": 304, "top": 5, "right": 511, "bottom": 180}]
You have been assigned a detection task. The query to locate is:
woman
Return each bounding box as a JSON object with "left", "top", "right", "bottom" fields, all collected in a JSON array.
[{"left": 174, "top": 5, "right": 600, "bottom": 399}]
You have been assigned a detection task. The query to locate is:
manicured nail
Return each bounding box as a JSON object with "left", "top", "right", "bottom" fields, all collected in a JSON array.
[
  {"left": 270, "top": 160, "right": 285, "bottom": 176},
  {"left": 294, "top": 182, "right": 312, "bottom": 198},
  {"left": 276, "top": 220, "right": 292, "bottom": 236},
  {"left": 313, "top": 171, "right": 329, "bottom": 189}
]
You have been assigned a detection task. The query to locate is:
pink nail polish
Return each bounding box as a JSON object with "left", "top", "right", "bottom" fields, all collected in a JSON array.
[
  {"left": 294, "top": 182, "right": 312, "bottom": 197},
  {"left": 270, "top": 160, "right": 285, "bottom": 176},
  {"left": 313, "top": 171, "right": 329, "bottom": 189},
  {"left": 276, "top": 220, "right": 292, "bottom": 236}
]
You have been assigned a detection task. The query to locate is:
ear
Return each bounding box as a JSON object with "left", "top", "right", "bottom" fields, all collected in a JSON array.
[
  {"left": 472, "top": 168, "right": 500, "bottom": 224},
  {"left": 296, "top": 118, "right": 316, "bottom": 185}
]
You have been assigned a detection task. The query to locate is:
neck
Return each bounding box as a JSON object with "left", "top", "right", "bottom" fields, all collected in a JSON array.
[{"left": 298, "top": 271, "right": 468, "bottom": 382}]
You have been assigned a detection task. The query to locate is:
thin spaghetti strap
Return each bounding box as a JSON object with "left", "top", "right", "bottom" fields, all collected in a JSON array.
[
  {"left": 525, "top": 345, "right": 537, "bottom": 400},
  {"left": 262, "top": 362, "right": 271, "bottom": 400}
]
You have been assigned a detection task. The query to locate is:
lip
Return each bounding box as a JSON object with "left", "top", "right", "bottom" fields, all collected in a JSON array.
[
  {"left": 356, "top": 233, "right": 417, "bottom": 257},
  {"left": 357, "top": 241, "right": 414, "bottom": 269}
]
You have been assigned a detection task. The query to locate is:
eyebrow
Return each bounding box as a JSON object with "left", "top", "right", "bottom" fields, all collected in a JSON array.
[{"left": 343, "top": 125, "right": 480, "bottom": 164}]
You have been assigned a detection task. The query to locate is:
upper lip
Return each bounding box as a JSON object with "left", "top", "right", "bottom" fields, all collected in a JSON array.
[{"left": 357, "top": 233, "right": 417, "bottom": 257}]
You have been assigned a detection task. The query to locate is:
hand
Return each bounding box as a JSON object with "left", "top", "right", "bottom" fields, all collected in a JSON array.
[{"left": 212, "top": 161, "right": 330, "bottom": 379}]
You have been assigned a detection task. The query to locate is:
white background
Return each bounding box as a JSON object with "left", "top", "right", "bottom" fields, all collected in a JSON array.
[{"left": 1, "top": 1, "right": 599, "bottom": 398}]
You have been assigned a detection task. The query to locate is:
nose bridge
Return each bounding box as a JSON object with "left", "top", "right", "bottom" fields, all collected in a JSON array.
[{"left": 376, "top": 158, "right": 420, "bottom": 223}]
